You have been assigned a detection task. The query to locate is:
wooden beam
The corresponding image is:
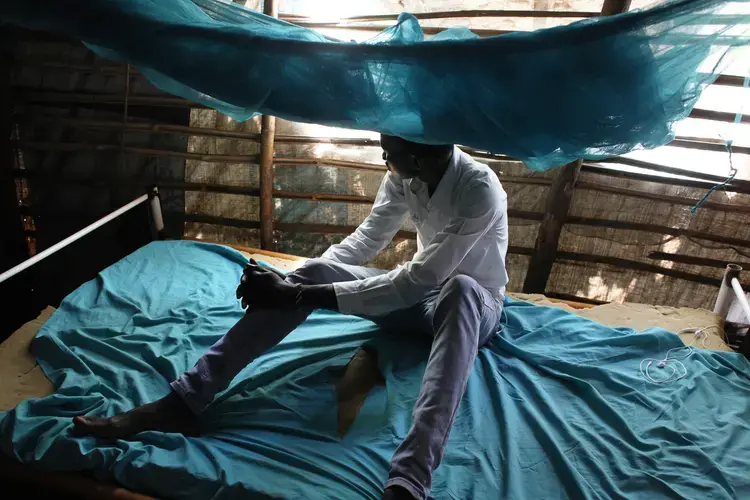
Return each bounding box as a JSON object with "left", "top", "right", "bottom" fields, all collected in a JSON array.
[
  {"left": 690, "top": 108, "right": 750, "bottom": 124},
  {"left": 15, "top": 166, "right": 750, "bottom": 248},
  {"left": 273, "top": 156, "right": 385, "bottom": 172},
  {"left": 523, "top": 160, "right": 582, "bottom": 293},
  {"left": 581, "top": 163, "right": 750, "bottom": 195},
  {"left": 181, "top": 213, "right": 746, "bottom": 287},
  {"left": 554, "top": 250, "right": 734, "bottom": 287},
  {"left": 668, "top": 138, "right": 750, "bottom": 156},
  {"left": 13, "top": 172, "right": 376, "bottom": 204},
  {"left": 708, "top": 74, "right": 750, "bottom": 87},
  {"left": 17, "top": 140, "right": 261, "bottom": 163},
  {"left": 17, "top": 90, "right": 199, "bottom": 108},
  {"left": 647, "top": 252, "right": 750, "bottom": 269},
  {"left": 575, "top": 180, "right": 750, "bottom": 214},
  {"left": 35, "top": 138, "right": 735, "bottom": 189},
  {"left": 12, "top": 59, "right": 143, "bottom": 76},
  {"left": 598, "top": 156, "right": 750, "bottom": 190},
  {"left": 564, "top": 215, "right": 750, "bottom": 249},
  {"left": 22, "top": 114, "right": 750, "bottom": 161},
  {"left": 182, "top": 214, "right": 417, "bottom": 241}
]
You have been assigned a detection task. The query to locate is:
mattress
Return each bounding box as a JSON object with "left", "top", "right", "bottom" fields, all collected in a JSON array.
[
  {"left": 0, "top": 244, "right": 731, "bottom": 412},
  {"left": 1, "top": 241, "right": 748, "bottom": 500}
]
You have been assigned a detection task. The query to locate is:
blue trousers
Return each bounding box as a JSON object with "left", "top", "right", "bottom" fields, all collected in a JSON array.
[{"left": 171, "top": 258, "right": 501, "bottom": 499}]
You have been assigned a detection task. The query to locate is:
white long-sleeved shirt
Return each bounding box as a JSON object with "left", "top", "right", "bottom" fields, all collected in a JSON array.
[{"left": 321, "top": 147, "right": 509, "bottom": 316}]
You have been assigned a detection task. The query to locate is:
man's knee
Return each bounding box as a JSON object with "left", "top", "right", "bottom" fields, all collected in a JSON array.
[
  {"left": 287, "top": 258, "right": 336, "bottom": 285},
  {"left": 440, "top": 274, "right": 480, "bottom": 300},
  {"left": 432, "top": 275, "right": 483, "bottom": 332}
]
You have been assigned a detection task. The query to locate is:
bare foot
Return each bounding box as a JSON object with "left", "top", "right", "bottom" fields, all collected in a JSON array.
[{"left": 73, "top": 392, "right": 200, "bottom": 439}]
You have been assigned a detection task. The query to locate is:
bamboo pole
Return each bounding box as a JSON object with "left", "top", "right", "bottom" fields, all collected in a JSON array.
[{"left": 258, "top": 0, "right": 279, "bottom": 250}]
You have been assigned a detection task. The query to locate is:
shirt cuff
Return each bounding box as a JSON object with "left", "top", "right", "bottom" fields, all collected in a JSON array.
[{"left": 332, "top": 281, "right": 366, "bottom": 315}]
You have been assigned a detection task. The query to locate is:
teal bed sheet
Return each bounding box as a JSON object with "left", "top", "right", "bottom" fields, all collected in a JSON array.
[{"left": 1, "top": 241, "right": 750, "bottom": 499}]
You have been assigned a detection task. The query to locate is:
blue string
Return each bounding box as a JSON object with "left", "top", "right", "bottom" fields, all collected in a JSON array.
[
  {"left": 690, "top": 73, "right": 748, "bottom": 214},
  {"left": 690, "top": 141, "right": 737, "bottom": 213}
]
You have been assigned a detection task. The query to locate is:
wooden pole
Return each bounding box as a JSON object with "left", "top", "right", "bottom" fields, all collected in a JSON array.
[
  {"left": 523, "top": 159, "right": 582, "bottom": 293},
  {"left": 599, "top": 0, "right": 631, "bottom": 16},
  {"left": 259, "top": 114, "right": 275, "bottom": 250},
  {"left": 523, "top": 0, "right": 632, "bottom": 294},
  {"left": 258, "top": 0, "right": 278, "bottom": 251}
]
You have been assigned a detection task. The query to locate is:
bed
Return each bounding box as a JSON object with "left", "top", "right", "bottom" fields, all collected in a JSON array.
[{"left": 1, "top": 240, "right": 748, "bottom": 499}]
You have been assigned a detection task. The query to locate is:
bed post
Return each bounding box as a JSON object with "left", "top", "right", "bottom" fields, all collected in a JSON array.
[
  {"left": 714, "top": 264, "right": 742, "bottom": 320},
  {"left": 258, "top": 0, "right": 279, "bottom": 251},
  {"left": 149, "top": 186, "right": 165, "bottom": 240}
]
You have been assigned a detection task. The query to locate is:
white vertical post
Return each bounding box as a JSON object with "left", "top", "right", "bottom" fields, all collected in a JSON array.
[
  {"left": 730, "top": 277, "right": 750, "bottom": 323},
  {"left": 149, "top": 186, "right": 165, "bottom": 237},
  {"left": 714, "top": 264, "right": 742, "bottom": 320}
]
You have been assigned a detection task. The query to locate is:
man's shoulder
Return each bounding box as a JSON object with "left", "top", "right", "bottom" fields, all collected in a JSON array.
[{"left": 456, "top": 153, "right": 505, "bottom": 196}]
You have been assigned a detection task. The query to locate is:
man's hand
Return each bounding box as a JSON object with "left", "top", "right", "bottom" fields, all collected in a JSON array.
[{"left": 236, "top": 259, "right": 299, "bottom": 310}]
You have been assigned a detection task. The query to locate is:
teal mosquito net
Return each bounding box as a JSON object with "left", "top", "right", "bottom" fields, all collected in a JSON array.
[{"left": 4, "top": 0, "right": 749, "bottom": 170}]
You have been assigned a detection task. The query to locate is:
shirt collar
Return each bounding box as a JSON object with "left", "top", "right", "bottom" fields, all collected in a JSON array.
[{"left": 426, "top": 146, "right": 460, "bottom": 210}]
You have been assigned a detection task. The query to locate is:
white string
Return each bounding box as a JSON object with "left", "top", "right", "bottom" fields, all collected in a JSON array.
[{"left": 639, "top": 326, "right": 724, "bottom": 384}]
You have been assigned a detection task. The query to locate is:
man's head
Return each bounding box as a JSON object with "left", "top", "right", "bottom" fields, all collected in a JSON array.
[{"left": 380, "top": 134, "right": 453, "bottom": 183}]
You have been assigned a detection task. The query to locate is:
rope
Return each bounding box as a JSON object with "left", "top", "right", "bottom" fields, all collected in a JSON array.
[
  {"left": 690, "top": 141, "right": 737, "bottom": 213},
  {"left": 690, "top": 73, "right": 749, "bottom": 214}
]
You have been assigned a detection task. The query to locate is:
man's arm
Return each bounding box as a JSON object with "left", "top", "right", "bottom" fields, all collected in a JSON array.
[
  {"left": 321, "top": 172, "right": 409, "bottom": 266},
  {"left": 333, "top": 180, "right": 506, "bottom": 316},
  {"left": 238, "top": 176, "right": 504, "bottom": 315},
  {"left": 237, "top": 260, "right": 340, "bottom": 311}
]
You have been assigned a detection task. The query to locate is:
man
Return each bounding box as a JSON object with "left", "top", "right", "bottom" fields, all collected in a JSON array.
[{"left": 74, "top": 134, "right": 509, "bottom": 500}]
